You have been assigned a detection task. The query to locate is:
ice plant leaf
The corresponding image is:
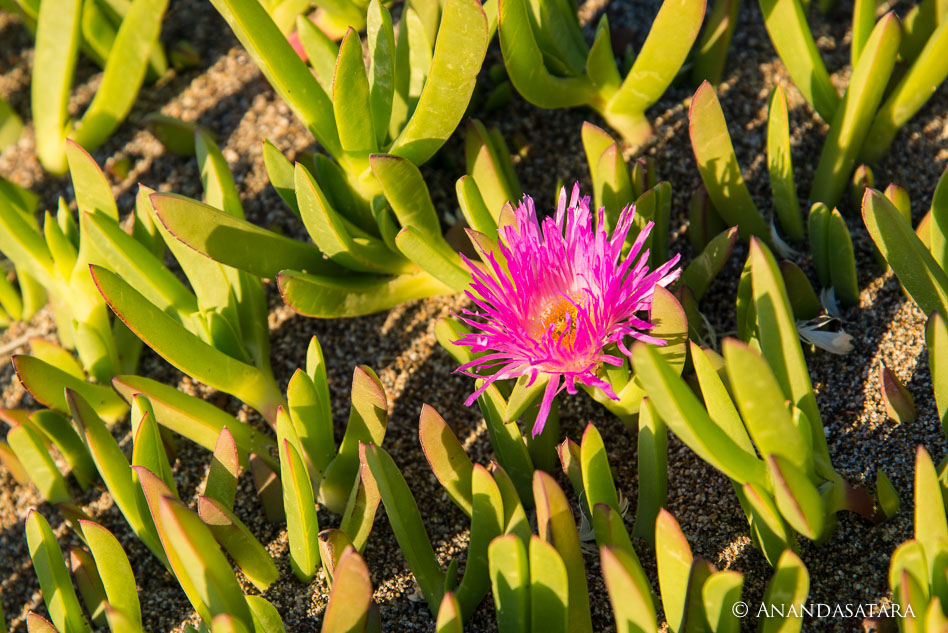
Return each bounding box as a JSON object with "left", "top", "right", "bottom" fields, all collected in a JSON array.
[
  {"left": 758, "top": 0, "right": 838, "bottom": 121},
  {"left": 197, "top": 496, "right": 279, "bottom": 592},
  {"left": 579, "top": 423, "right": 620, "bottom": 513},
  {"left": 759, "top": 550, "right": 809, "bottom": 633},
  {"left": 767, "top": 455, "right": 825, "bottom": 540},
  {"left": 655, "top": 509, "right": 693, "bottom": 633},
  {"left": 456, "top": 465, "right": 505, "bottom": 618},
  {"left": 928, "top": 313, "right": 948, "bottom": 434},
  {"left": 321, "top": 548, "right": 373, "bottom": 633},
  {"left": 13, "top": 354, "right": 128, "bottom": 423},
  {"left": 488, "top": 534, "right": 530, "bottom": 633},
  {"left": 702, "top": 570, "right": 743, "bottom": 633},
  {"left": 534, "top": 471, "right": 592, "bottom": 633},
  {"left": 689, "top": 82, "right": 770, "bottom": 243},
  {"left": 280, "top": 437, "right": 320, "bottom": 582},
  {"left": 111, "top": 375, "right": 276, "bottom": 470},
  {"left": 6, "top": 423, "right": 70, "bottom": 503},
  {"left": 81, "top": 520, "right": 141, "bottom": 628},
  {"left": 436, "top": 593, "right": 463, "bottom": 633},
  {"left": 600, "top": 545, "right": 659, "bottom": 633},
  {"left": 26, "top": 510, "right": 93, "bottom": 633},
  {"left": 455, "top": 184, "right": 680, "bottom": 437},
  {"left": 419, "top": 404, "right": 475, "bottom": 517},
  {"left": 364, "top": 444, "right": 445, "bottom": 615},
  {"left": 767, "top": 85, "right": 803, "bottom": 241},
  {"left": 205, "top": 428, "right": 239, "bottom": 510},
  {"left": 680, "top": 226, "right": 739, "bottom": 301},
  {"left": 632, "top": 397, "right": 667, "bottom": 547},
  {"left": 151, "top": 192, "right": 339, "bottom": 279},
  {"left": 810, "top": 13, "right": 901, "bottom": 207},
  {"left": 528, "top": 536, "right": 569, "bottom": 633},
  {"left": 864, "top": 189, "right": 948, "bottom": 319}
]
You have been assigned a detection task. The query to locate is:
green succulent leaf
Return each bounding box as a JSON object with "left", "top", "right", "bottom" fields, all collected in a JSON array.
[
  {"left": 320, "top": 366, "right": 387, "bottom": 513},
  {"left": 340, "top": 447, "right": 381, "bottom": 552},
  {"left": 436, "top": 593, "right": 463, "bottom": 633},
  {"left": 68, "top": 390, "right": 166, "bottom": 563},
  {"left": 759, "top": 550, "right": 809, "bottom": 633},
  {"left": 578, "top": 423, "right": 620, "bottom": 514},
  {"left": 364, "top": 444, "right": 445, "bottom": 615},
  {"left": 419, "top": 404, "right": 475, "bottom": 517},
  {"left": 534, "top": 471, "right": 592, "bottom": 633},
  {"left": 112, "top": 375, "right": 276, "bottom": 470},
  {"left": 863, "top": 189, "right": 948, "bottom": 318},
  {"left": 767, "top": 85, "right": 803, "bottom": 241},
  {"left": 810, "top": 14, "right": 901, "bottom": 207},
  {"left": 91, "top": 266, "right": 284, "bottom": 422},
  {"left": 7, "top": 423, "right": 70, "bottom": 503},
  {"left": 81, "top": 521, "right": 141, "bottom": 628},
  {"left": 388, "top": 0, "right": 489, "bottom": 164},
  {"left": 702, "top": 570, "right": 743, "bottom": 633},
  {"left": 632, "top": 343, "right": 767, "bottom": 485},
  {"left": 655, "top": 509, "right": 693, "bottom": 633},
  {"left": 367, "top": 0, "right": 396, "bottom": 147},
  {"left": 488, "top": 534, "right": 530, "bottom": 633},
  {"left": 197, "top": 496, "right": 280, "bottom": 592},
  {"left": 152, "top": 192, "right": 340, "bottom": 279},
  {"left": 32, "top": 0, "right": 82, "bottom": 173},
  {"left": 477, "top": 383, "right": 535, "bottom": 506},
  {"left": 680, "top": 227, "right": 739, "bottom": 301},
  {"left": 758, "top": 0, "right": 838, "bottom": 121},
  {"left": 528, "top": 536, "right": 569, "bottom": 633},
  {"left": 131, "top": 395, "right": 177, "bottom": 495},
  {"left": 928, "top": 313, "right": 948, "bottom": 434},
  {"left": 456, "top": 465, "right": 505, "bottom": 618},
  {"left": 26, "top": 511, "right": 93, "bottom": 633},
  {"left": 632, "top": 398, "right": 667, "bottom": 546},
  {"left": 600, "top": 545, "right": 659, "bottom": 633},
  {"left": 207, "top": 0, "right": 340, "bottom": 156},
  {"left": 688, "top": 82, "right": 770, "bottom": 243},
  {"left": 334, "top": 28, "right": 378, "bottom": 157},
  {"left": 70, "top": 0, "right": 168, "bottom": 151},
  {"left": 320, "top": 548, "right": 373, "bottom": 633},
  {"left": 29, "top": 408, "right": 95, "bottom": 490},
  {"left": 13, "top": 354, "right": 127, "bottom": 423},
  {"left": 690, "top": 0, "right": 740, "bottom": 85},
  {"left": 280, "top": 437, "right": 320, "bottom": 582},
  {"left": 279, "top": 267, "right": 453, "bottom": 317},
  {"left": 767, "top": 455, "right": 825, "bottom": 540}
]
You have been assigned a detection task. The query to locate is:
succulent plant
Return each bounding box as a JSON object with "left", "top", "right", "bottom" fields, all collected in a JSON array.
[
  {"left": 7, "top": 0, "right": 170, "bottom": 173},
  {"left": 759, "top": 0, "right": 948, "bottom": 206},
  {"left": 689, "top": 0, "right": 740, "bottom": 86},
  {"left": 498, "top": 0, "right": 705, "bottom": 146},
  {"left": 210, "top": 0, "right": 486, "bottom": 207},
  {"left": 635, "top": 238, "right": 881, "bottom": 565},
  {"left": 0, "top": 95, "right": 23, "bottom": 150},
  {"left": 882, "top": 446, "right": 948, "bottom": 631}
]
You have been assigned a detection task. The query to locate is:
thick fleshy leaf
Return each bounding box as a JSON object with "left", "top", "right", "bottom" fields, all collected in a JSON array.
[
  {"left": 679, "top": 226, "right": 738, "bottom": 301},
  {"left": 689, "top": 82, "right": 770, "bottom": 243},
  {"left": 321, "top": 548, "right": 373, "bottom": 633},
  {"left": 340, "top": 446, "right": 381, "bottom": 551},
  {"left": 320, "top": 366, "right": 387, "bottom": 513},
  {"left": 478, "top": 384, "right": 535, "bottom": 504},
  {"left": 739, "top": 482, "right": 798, "bottom": 567},
  {"left": 607, "top": 0, "right": 705, "bottom": 116},
  {"left": 419, "top": 404, "right": 475, "bottom": 516},
  {"left": 690, "top": 0, "right": 739, "bottom": 85},
  {"left": 600, "top": 545, "right": 659, "bottom": 633},
  {"left": 70, "top": 547, "right": 107, "bottom": 626},
  {"left": 152, "top": 192, "right": 339, "bottom": 279},
  {"left": 389, "top": 0, "right": 489, "bottom": 164},
  {"left": 702, "top": 570, "right": 743, "bottom": 633},
  {"left": 205, "top": 428, "right": 239, "bottom": 510},
  {"left": 92, "top": 266, "right": 285, "bottom": 422},
  {"left": 334, "top": 28, "right": 377, "bottom": 156},
  {"left": 197, "top": 496, "right": 279, "bottom": 592},
  {"left": 497, "top": 0, "right": 596, "bottom": 108},
  {"left": 279, "top": 268, "right": 453, "bottom": 318},
  {"left": 749, "top": 239, "right": 829, "bottom": 473},
  {"left": 70, "top": 0, "right": 168, "bottom": 151},
  {"left": 13, "top": 354, "right": 127, "bottom": 422},
  {"left": 65, "top": 139, "right": 116, "bottom": 219},
  {"left": 68, "top": 391, "right": 165, "bottom": 562},
  {"left": 723, "top": 339, "right": 811, "bottom": 474},
  {"left": 915, "top": 446, "right": 948, "bottom": 579},
  {"left": 579, "top": 423, "right": 620, "bottom": 513},
  {"left": 810, "top": 14, "right": 901, "bottom": 207},
  {"left": 863, "top": 189, "right": 948, "bottom": 318},
  {"left": 157, "top": 494, "right": 254, "bottom": 628},
  {"left": 758, "top": 0, "right": 838, "bottom": 121},
  {"left": 395, "top": 226, "right": 470, "bottom": 291},
  {"left": 632, "top": 343, "right": 766, "bottom": 485},
  {"left": 364, "top": 444, "right": 445, "bottom": 614},
  {"left": 81, "top": 521, "right": 141, "bottom": 628},
  {"left": 112, "top": 375, "right": 276, "bottom": 470},
  {"left": 456, "top": 465, "right": 504, "bottom": 618},
  {"left": 32, "top": 0, "right": 82, "bottom": 173},
  {"left": 767, "top": 85, "right": 803, "bottom": 241},
  {"left": 533, "top": 471, "right": 591, "bottom": 633},
  {"left": 759, "top": 550, "right": 809, "bottom": 633},
  {"left": 436, "top": 593, "right": 463, "bottom": 633},
  {"left": 488, "top": 534, "right": 529, "bottom": 633},
  {"left": 876, "top": 469, "right": 901, "bottom": 520},
  {"left": 206, "top": 0, "right": 340, "bottom": 156},
  {"left": 26, "top": 511, "right": 92, "bottom": 633},
  {"left": 367, "top": 0, "right": 396, "bottom": 147},
  {"left": 528, "top": 536, "right": 569, "bottom": 633},
  {"left": 131, "top": 395, "right": 177, "bottom": 495},
  {"left": 655, "top": 509, "right": 692, "bottom": 633},
  {"left": 928, "top": 313, "right": 948, "bottom": 434},
  {"left": 767, "top": 455, "right": 825, "bottom": 540},
  {"left": 862, "top": 20, "right": 948, "bottom": 162},
  {"left": 632, "top": 398, "right": 667, "bottom": 546},
  {"left": 280, "top": 438, "right": 320, "bottom": 582},
  {"left": 7, "top": 423, "right": 70, "bottom": 503}
]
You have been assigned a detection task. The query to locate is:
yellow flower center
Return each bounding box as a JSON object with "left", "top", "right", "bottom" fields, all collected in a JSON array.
[{"left": 535, "top": 296, "right": 579, "bottom": 343}]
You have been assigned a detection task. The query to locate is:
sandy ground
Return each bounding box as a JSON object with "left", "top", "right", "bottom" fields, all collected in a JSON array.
[{"left": 1, "top": 0, "right": 947, "bottom": 631}]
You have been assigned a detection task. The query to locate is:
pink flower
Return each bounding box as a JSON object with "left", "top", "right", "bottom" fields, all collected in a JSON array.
[{"left": 455, "top": 184, "right": 680, "bottom": 436}]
